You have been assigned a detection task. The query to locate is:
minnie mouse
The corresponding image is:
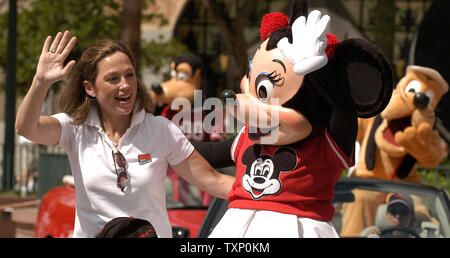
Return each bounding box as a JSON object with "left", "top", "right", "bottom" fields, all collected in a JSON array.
[{"left": 193, "top": 0, "right": 393, "bottom": 237}]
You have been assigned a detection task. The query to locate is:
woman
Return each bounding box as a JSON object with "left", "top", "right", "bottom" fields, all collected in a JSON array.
[{"left": 15, "top": 31, "right": 234, "bottom": 238}]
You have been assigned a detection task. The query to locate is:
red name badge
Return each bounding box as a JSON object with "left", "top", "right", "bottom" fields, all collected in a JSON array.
[{"left": 138, "top": 154, "right": 152, "bottom": 165}]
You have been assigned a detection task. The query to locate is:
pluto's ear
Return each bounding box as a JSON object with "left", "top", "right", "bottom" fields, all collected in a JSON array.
[
  {"left": 334, "top": 38, "right": 394, "bottom": 118},
  {"left": 289, "top": 0, "right": 308, "bottom": 26}
]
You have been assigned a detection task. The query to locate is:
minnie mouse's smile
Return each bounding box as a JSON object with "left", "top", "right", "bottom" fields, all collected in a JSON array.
[{"left": 248, "top": 124, "right": 279, "bottom": 140}]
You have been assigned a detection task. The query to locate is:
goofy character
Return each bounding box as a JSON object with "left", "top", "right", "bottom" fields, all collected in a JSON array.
[{"left": 151, "top": 53, "right": 223, "bottom": 206}]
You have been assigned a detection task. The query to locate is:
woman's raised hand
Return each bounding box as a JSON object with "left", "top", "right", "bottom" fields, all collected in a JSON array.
[{"left": 35, "top": 31, "right": 77, "bottom": 86}]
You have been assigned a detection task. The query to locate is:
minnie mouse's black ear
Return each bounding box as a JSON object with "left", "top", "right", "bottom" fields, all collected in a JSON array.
[
  {"left": 289, "top": 0, "right": 308, "bottom": 26},
  {"left": 334, "top": 38, "right": 394, "bottom": 118}
]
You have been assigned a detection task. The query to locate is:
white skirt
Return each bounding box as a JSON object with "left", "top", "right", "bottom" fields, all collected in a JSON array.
[{"left": 208, "top": 208, "right": 339, "bottom": 238}]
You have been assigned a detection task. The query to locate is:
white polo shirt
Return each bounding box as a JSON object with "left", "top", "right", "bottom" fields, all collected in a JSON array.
[{"left": 52, "top": 104, "right": 194, "bottom": 238}]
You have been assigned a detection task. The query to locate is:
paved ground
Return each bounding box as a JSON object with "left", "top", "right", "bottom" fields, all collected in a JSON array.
[{"left": 0, "top": 195, "right": 39, "bottom": 238}]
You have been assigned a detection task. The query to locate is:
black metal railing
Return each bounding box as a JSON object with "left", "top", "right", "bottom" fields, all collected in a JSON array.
[{"left": 0, "top": 143, "right": 66, "bottom": 196}]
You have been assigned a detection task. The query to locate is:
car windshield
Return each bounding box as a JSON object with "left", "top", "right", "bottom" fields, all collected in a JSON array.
[
  {"left": 196, "top": 177, "right": 450, "bottom": 238},
  {"left": 333, "top": 178, "right": 450, "bottom": 238}
]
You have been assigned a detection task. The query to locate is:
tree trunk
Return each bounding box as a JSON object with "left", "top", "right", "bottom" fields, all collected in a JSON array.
[
  {"left": 121, "top": 0, "right": 142, "bottom": 71},
  {"left": 201, "top": 0, "right": 258, "bottom": 91},
  {"left": 372, "top": 0, "right": 397, "bottom": 62}
]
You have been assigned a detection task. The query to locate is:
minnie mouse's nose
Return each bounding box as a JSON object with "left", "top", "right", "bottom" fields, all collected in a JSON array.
[{"left": 221, "top": 89, "right": 236, "bottom": 104}]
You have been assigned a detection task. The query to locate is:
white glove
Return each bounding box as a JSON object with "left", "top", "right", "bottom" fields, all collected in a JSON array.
[{"left": 277, "top": 10, "right": 330, "bottom": 76}]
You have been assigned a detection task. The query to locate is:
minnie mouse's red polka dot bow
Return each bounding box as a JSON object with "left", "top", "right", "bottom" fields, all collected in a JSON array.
[{"left": 260, "top": 12, "right": 338, "bottom": 60}]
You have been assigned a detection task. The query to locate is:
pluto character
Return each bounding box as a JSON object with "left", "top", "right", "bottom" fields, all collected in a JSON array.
[{"left": 340, "top": 65, "right": 448, "bottom": 236}]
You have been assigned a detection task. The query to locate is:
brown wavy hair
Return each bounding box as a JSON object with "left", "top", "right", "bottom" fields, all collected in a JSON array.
[{"left": 57, "top": 40, "right": 153, "bottom": 125}]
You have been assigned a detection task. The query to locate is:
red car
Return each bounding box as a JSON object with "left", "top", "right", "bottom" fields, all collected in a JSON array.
[{"left": 34, "top": 175, "right": 210, "bottom": 238}]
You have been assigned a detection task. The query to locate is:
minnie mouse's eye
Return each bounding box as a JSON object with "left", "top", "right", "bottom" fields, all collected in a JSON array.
[
  {"left": 405, "top": 80, "right": 421, "bottom": 94},
  {"left": 255, "top": 74, "right": 274, "bottom": 103},
  {"left": 257, "top": 79, "right": 273, "bottom": 103}
]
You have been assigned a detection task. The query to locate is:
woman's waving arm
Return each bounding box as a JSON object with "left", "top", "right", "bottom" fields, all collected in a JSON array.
[{"left": 15, "top": 31, "right": 77, "bottom": 146}]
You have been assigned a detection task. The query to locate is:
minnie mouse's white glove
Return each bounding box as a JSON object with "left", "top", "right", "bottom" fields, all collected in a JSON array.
[{"left": 277, "top": 10, "right": 330, "bottom": 77}]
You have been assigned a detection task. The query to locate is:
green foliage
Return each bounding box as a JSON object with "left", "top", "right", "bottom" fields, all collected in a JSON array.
[
  {"left": 141, "top": 37, "right": 188, "bottom": 73},
  {"left": 0, "top": 0, "right": 186, "bottom": 96},
  {"left": 0, "top": 0, "right": 121, "bottom": 95},
  {"left": 372, "top": 0, "right": 400, "bottom": 42},
  {"left": 142, "top": 0, "right": 168, "bottom": 26},
  {"left": 418, "top": 168, "right": 450, "bottom": 191}
]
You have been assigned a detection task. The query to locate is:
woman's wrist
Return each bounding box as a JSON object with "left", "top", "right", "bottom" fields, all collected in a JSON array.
[{"left": 32, "top": 75, "right": 52, "bottom": 90}]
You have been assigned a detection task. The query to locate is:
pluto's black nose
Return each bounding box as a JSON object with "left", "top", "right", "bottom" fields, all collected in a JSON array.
[
  {"left": 221, "top": 89, "right": 236, "bottom": 104},
  {"left": 151, "top": 83, "right": 163, "bottom": 95},
  {"left": 414, "top": 92, "right": 429, "bottom": 109}
]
